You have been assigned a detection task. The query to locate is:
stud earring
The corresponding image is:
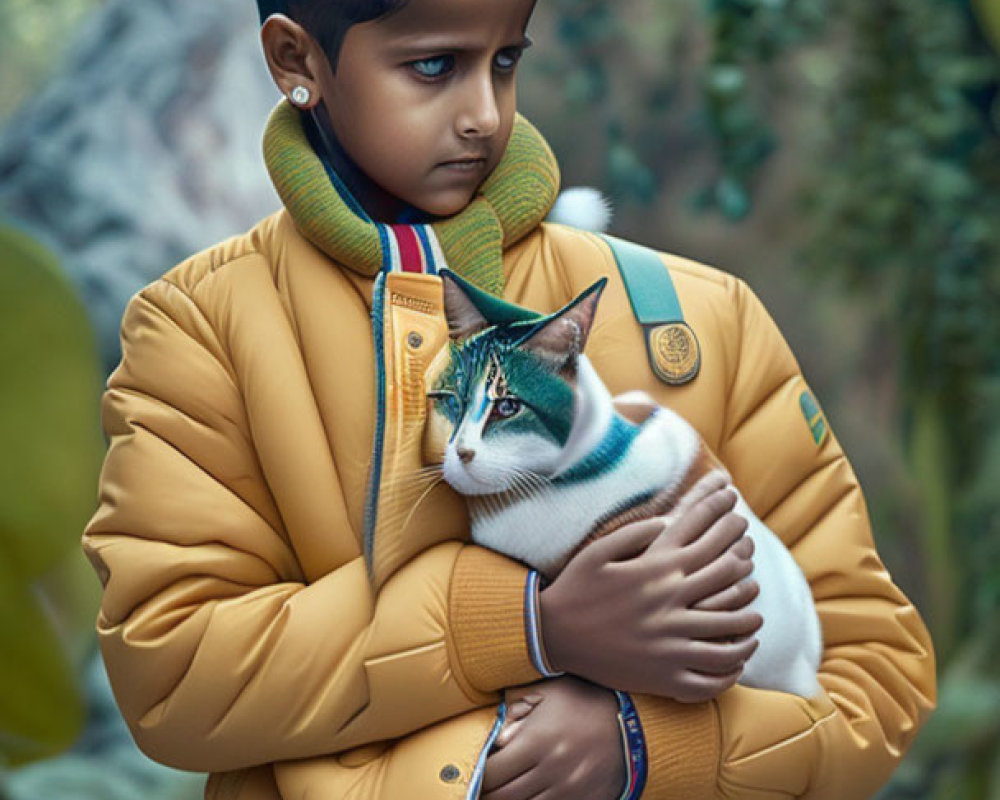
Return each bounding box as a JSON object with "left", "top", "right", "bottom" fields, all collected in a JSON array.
[{"left": 290, "top": 85, "right": 312, "bottom": 107}]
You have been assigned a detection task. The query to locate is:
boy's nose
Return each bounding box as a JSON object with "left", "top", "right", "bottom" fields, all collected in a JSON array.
[{"left": 457, "top": 74, "right": 500, "bottom": 138}]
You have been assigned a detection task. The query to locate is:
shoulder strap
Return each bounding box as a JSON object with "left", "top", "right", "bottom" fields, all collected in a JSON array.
[{"left": 598, "top": 234, "right": 701, "bottom": 385}]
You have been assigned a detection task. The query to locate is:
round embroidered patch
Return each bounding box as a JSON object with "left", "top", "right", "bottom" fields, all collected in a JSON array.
[{"left": 648, "top": 323, "right": 701, "bottom": 385}]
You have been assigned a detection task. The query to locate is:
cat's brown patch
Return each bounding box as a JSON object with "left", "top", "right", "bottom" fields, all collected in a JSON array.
[{"left": 574, "top": 442, "right": 724, "bottom": 554}]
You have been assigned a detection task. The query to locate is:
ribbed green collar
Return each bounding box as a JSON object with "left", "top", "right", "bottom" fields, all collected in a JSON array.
[{"left": 262, "top": 100, "right": 560, "bottom": 294}]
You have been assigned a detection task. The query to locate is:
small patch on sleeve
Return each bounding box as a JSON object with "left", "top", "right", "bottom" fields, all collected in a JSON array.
[{"left": 799, "top": 390, "right": 830, "bottom": 446}]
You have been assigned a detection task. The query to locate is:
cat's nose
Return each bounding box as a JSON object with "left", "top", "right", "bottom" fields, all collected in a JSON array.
[{"left": 457, "top": 447, "right": 476, "bottom": 464}]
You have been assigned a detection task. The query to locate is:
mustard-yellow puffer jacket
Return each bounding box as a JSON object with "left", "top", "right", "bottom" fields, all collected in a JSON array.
[{"left": 82, "top": 104, "right": 935, "bottom": 800}]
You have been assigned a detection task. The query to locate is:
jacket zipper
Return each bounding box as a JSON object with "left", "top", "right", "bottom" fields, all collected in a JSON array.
[
  {"left": 464, "top": 702, "right": 507, "bottom": 800},
  {"left": 363, "top": 271, "right": 388, "bottom": 576}
]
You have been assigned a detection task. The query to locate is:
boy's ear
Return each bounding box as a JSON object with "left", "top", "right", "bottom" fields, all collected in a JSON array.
[
  {"left": 518, "top": 279, "right": 607, "bottom": 364},
  {"left": 260, "top": 14, "right": 325, "bottom": 109},
  {"left": 441, "top": 272, "right": 489, "bottom": 341}
]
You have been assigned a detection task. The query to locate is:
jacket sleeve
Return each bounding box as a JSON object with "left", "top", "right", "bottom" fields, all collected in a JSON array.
[
  {"left": 82, "top": 277, "right": 540, "bottom": 774},
  {"left": 628, "top": 279, "right": 936, "bottom": 799}
]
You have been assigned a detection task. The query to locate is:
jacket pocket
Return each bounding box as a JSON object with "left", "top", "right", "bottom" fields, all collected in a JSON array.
[
  {"left": 274, "top": 706, "right": 499, "bottom": 800},
  {"left": 206, "top": 765, "right": 281, "bottom": 800}
]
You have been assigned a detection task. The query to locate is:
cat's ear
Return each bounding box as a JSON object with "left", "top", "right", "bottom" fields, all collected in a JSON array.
[
  {"left": 441, "top": 272, "right": 489, "bottom": 341},
  {"left": 518, "top": 279, "right": 607, "bottom": 365}
]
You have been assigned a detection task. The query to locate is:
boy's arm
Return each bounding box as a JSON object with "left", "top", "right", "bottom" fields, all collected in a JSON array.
[
  {"left": 627, "top": 279, "right": 936, "bottom": 799},
  {"left": 82, "top": 276, "right": 541, "bottom": 774}
]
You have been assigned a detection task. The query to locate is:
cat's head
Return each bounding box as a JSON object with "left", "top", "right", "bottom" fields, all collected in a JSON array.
[{"left": 426, "top": 271, "right": 606, "bottom": 496}]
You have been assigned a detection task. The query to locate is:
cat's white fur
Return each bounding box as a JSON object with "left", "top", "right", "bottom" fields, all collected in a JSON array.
[{"left": 444, "top": 355, "right": 823, "bottom": 698}]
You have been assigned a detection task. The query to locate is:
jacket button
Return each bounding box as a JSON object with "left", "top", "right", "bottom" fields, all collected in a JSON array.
[
  {"left": 407, "top": 331, "right": 424, "bottom": 349},
  {"left": 439, "top": 764, "right": 461, "bottom": 783}
]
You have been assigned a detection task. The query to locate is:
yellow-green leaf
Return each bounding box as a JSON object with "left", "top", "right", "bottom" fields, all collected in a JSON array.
[
  {"left": 973, "top": 0, "right": 1000, "bottom": 53},
  {"left": 0, "top": 223, "right": 104, "bottom": 765}
]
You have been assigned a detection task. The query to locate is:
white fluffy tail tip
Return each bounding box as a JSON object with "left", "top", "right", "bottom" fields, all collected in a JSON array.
[{"left": 547, "top": 187, "right": 612, "bottom": 233}]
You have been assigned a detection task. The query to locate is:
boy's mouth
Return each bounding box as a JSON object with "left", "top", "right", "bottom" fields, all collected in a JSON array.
[{"left": 437, "top": 155, "right": 488, "bottom": 172}]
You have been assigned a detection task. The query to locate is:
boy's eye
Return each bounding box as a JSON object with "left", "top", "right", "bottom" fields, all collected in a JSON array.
[
  {"left": 494, "top": 48, "right": 524, "bottom": 72},
  {"left": 493, "top": 397, "right": 522, "bottom": 419},
  {"left": 410, "top": 55, "right": 455, "bottom": 80}
]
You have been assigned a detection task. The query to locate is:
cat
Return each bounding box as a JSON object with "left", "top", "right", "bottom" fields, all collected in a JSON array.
[{"left": 425, "top": 270, "right": 823, "bottom": 699}]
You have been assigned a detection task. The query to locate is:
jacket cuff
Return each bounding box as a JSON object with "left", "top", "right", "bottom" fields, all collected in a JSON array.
[
  {"left": 449, "top": 546, "right": 541, "bottom": 693},
  {"left": 524, "top": 571, "right": 565, "bottom": 678},
  {"left": 629, "top": 694, "right": 719, "bottom": 799},
  {"left": 614, "top": 692, "right": 648, "bottom": 800}
]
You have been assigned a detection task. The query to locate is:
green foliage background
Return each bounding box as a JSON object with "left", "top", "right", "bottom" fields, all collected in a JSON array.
[
  {"left": 2, "top": 0, "right": 999, "bottom": 797},
  {"left": 530, "top": 1, "right": 1000, "bottom": 795},
  {"left": 0, "top": 226, "right": 104, "bottom": 767}
]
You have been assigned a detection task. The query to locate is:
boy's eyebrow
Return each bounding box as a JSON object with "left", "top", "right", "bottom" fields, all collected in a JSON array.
[{"left": 387, "top": 34, "right": 534, "bottom": 56}]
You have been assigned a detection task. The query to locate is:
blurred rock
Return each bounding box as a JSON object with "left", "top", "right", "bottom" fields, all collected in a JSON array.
[{"left": 0, "top": 0, "right": 281, "bottom": 373}]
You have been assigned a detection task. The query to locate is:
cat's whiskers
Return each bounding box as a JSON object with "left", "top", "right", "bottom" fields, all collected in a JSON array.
[
  {"left": 468, "top": 465, "right": 536, "bottom": 520},
  {"left": 394, "top": 473, "right": 446, "bottom": 536},
  {"left": 382, "top": 464, "right": 444, "bottom": 493},
  {"left": 509, "top": 472, "right": 540, "bottom": 504},
  {"left": 377, "top": 477, "right": 446, "bottom": 536},
  {"left": 377, "top": 465, "right": 447, "bottom": 534},
  {"left": 520, "top": 467, "right": 553, "bottom": 490},
  {"left": 499, "top": 466, "right": 551, "bottom": 507},
  {"left": 512, "top": 467, "right": 551, "bottom": 492},
  {"left": 518, "top": 469, "right": 559, "bottom": 524},
  {"left": 497, "top": 474, "right": 527, "bottom": 507}
]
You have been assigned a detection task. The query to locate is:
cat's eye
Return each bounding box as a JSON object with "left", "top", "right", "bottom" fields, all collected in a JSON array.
[
  {"left": 429, "top": 391, "right": 462, "bottom": 419},
  {"left": 494, "top": 397, "right": 522, "bottom": 419}
]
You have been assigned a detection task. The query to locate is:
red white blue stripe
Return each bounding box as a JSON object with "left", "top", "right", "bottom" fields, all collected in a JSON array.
[{"left": 380, "top": 223, "right": 446, "bottom": 275}]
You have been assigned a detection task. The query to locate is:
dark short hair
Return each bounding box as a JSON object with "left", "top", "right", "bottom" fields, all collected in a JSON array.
[{"left": 257, "top": 0, "right": 408, "bottom": 68}]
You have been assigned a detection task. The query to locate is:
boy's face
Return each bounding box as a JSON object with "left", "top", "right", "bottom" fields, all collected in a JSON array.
[{"left": 316, "top": 0, "right": 536, "bottom": 217}]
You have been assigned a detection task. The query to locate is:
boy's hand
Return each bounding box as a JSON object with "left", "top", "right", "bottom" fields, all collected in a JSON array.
[
  {"left": 482, "top": 677, "right": 624, "bottom": 800},
  {"left": 539, "top": 484, "right": 763, "bottom": 701}
]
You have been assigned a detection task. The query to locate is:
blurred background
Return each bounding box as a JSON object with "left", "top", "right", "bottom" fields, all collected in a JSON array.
[{"left": 1, "top": 0, "right": 998, "bottom": 797}]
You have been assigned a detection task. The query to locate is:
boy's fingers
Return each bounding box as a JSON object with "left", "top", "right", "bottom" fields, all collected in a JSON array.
[
  {"left": 588, "top": 517, "right": 665, "bottom": 563},
  {"left": 504, "top": 686, "right": 545, "bottom": 706},
  {"left": 483, "top": 737, "right": 539, "bottom": 792},
  {"left": 481, "top": 766, "right": 545, "bottom": 800},
  {"left": 507, "top": 700, "right": 536, "bottom": 722},
  {"left": 679, "top": 511, "right": 749, "bottom": 571},
  {"left": 679, "top": 545, "right": 755, "bottom": 604},
  {"left": 671, "top": 471, "right": 731, "bottom": 519},
  {"left": 654, "top": 488, "right": 738, "bottom": 550},
  {"left": 731, "top": 535, "right": 755, "bottom": 560},
  {"left": 673, "top": 668, "right": 743, "bottom": 703},
  {"left": 682, "top": 635, "right": 760, "bottom": 673},
  {"left": 494, "top": 718, "right": 524, "bottom": 749},
  {"left": 693, "top": 578, "right": 760, "bottom": 612},
  {"left": 670, "top": 608, "right": 763, "bottom": 640}
]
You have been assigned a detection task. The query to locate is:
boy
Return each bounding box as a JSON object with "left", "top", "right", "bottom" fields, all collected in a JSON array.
[{"left": 81, "top": 1, "right": 936, "bottom": 799}]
